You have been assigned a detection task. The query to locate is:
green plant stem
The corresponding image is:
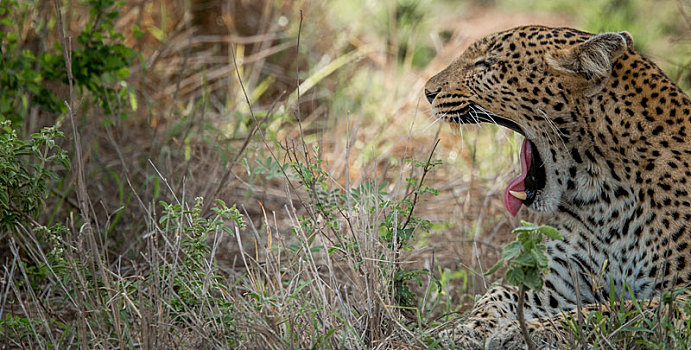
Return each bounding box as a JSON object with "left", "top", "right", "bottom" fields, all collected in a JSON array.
[{"left": 517, "top": 286, "right": 536, "bottom": 350}]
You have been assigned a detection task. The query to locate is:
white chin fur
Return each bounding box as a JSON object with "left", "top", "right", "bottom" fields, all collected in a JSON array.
[{"left": 526, "top": 186, "right": 561, "bottom": 214}]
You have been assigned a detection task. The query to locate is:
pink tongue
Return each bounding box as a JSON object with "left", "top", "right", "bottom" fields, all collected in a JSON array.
[{"left": 503, "top": 139, "right": 532, "bottom": 216}]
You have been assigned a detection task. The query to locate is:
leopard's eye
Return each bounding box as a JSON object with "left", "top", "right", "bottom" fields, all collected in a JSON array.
[
  {"left": 473, "top": 57, "right": 496, "bottom": 69},
  {"left": 474, "top": 59, "right": 489, "bottom": 68}
]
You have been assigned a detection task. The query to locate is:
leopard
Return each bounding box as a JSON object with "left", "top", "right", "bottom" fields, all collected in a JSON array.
[{"left": 424, "top": 25, "right": 691, "bottom": 349}]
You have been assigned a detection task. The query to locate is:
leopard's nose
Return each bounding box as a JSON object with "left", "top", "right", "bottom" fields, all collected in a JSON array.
[{"left": 424, "top": 88, "right": 440, "bottom": 104}]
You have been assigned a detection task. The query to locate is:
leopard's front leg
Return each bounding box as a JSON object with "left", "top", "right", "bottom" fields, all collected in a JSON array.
[
  {"left": 439, "top": 283, "right": 573, "bottom": 349},
  {"left": 438, "top": 285, "right": 521, "bottom": 348}
]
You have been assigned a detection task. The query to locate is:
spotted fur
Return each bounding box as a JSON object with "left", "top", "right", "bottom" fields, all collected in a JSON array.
[{"left": 425, "top": 25, "right": 691, "bottom": 348}]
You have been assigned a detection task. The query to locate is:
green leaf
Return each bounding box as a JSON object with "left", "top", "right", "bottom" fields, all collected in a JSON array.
[
  {"left": 539, "top": 225, "right": 563, "bottom": 240},
  {"left": 245, "top": 292, "right": 261, "bottom": 302},
  {"left": 514, "top": 220, "right": 539, "bottom": 231},
  {"left": 512, "top": 226, "right": 538, "bottom": 233},
  {"left": 532, "top": 249, "right": 549, "bottom": 269},
  {"left": 132, "top": 24, "right": 144, "bottom": 38},
  {"left": 147, "top": 25, "right": 166, "bottom": 41},
  {"left": 523, "top": 269, "right": 543, "bottom": 291},
  {"left": 128, "top": 88, "right": 138, "bottom": 111},
  {"left": 620, "top": 326, "right": 654, "bottom": 333},
  {"left": 290, "top": 280, "right": 314, "bottom": 298},
  {"left": 506, "top": 267, "right": 524, "bottom": 286},
  {"left": 485, "top": 258, "right": 505, "bottom": 276},
  {"left": 513, "top": 253, "right": 536, "bottom": 266},
  {"left": 184, "top": 135, "right": 191, "bottom": 160},
  {"left": 116, "top": 66, "right": 130, "bottom": 80},
  {"left": 502, "top": 241, "right": 522, "bottom": 260}
]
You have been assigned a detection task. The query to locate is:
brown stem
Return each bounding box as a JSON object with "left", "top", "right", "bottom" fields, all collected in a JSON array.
[
  {"left": 399, "top": 138, "right": 439, "bottom": 233},
  {"left": 517, "top": 286, "right": 536, "bottom": 350}
]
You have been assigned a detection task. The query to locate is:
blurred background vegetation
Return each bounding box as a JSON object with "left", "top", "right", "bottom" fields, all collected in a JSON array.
[{"left": 1, "top": 0, "right": 689, "bottom": 348}]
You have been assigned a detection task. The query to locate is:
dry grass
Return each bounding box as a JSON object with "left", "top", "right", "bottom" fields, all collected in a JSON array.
[{"left": 2, "top": 0, "right": 690, "bottom": 348}]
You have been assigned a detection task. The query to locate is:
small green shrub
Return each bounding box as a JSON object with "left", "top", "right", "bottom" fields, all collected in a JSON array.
[
  {"left": 383, "top": 157, "right": 441, "bottom": 307},
  {"left": 0, "top": 0, "right": 136, "bottom": 127},
  {"left": 0, "top": 313, "right": 47, "bottom": 346},
  {"left": 63, "top": 0, "right": 137, "bottom": 117},
  {"left": 157, "top": 196, "right": 243, "bottom": 342},
  {"left": 485, "top": 221, "right": 563, "bottom": 349},
  {"left": 0, "top": 121, "right": 69, "bottom": 232},
  {"left": 0, "top": 0, "right": 64, "bottom": 125},
  {"left": 486, "top": 221, "right": 563, "bottom": 292},
  {"left": 289, "top": 147, "right": 442, "bottom": 309}
]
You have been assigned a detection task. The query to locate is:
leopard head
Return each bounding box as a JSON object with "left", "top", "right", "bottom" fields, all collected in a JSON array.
[{"left": 425, "top": 25, "right": 633, "bottom": 216}]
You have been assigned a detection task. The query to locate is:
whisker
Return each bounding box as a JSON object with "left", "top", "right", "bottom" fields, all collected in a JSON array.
[
  {"left": 457, "top": 111, "right": 465, "bottom": 154},
  {"left": 536, "top": 108, "right": 568, "bottom": 152},
  {"left": 468, "top": 106, "right": 483, "bottom": 129},
  {"left": 474, "top": 105, "right": 513, "bottom": 145},
  {"left": 422, "top": 112, "right": 443, "bottom": 133}
]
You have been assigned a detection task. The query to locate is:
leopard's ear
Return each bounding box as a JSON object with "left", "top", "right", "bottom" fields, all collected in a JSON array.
[{"left": 547, "top": 31, "right": 633, "bottom": 83}]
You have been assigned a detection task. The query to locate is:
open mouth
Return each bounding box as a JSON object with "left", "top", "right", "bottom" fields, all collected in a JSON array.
[
  {"left": 504, "top": 139, "right": 545, "bottom": 215},
  {"left": 445, "top": 104, "right": 546, "bottom": 216}
]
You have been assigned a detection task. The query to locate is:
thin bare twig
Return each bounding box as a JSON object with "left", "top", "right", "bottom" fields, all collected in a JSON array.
[
  {"left": 399, "top": 138, "right": 440, "bottom": 233},
  {"left": 295, "top": 10, "right": 307, "bottom": 160}
]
